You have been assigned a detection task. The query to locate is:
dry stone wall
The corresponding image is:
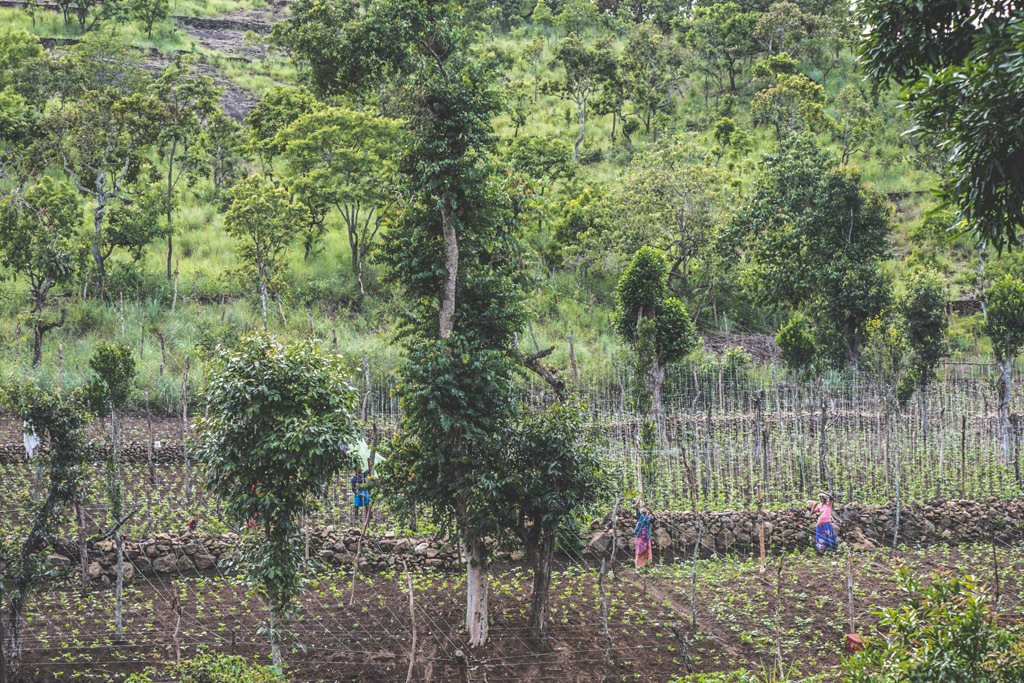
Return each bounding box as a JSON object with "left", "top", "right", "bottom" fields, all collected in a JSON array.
[
  {"left": 47, "top": 499, "right": 1024, "bottom": 584},
  {"left": 584, "top": 498, "right": 1024, "bottom": 560}
]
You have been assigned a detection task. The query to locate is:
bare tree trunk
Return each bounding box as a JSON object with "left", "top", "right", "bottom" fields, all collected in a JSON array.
[
  {"left": 573, "top": 99, "right": 586, "bottom": 163},
  {"left": 75, "top": 502, "right": 89, "bottom": 594},
  {"left": 258, "top": 264, "right": 269, "bottom": 332},
  {"left": 465, "top": 537, "right": 489, "bottom": 647},
  {"left": 439, "top": 205, "right": 458, "bottom": 339},
  {"left": 268, "top": 599, "right": 283, "bottom": 670},
  {"left": 4, "top": 596, "right": 23, "bottom": 682}
]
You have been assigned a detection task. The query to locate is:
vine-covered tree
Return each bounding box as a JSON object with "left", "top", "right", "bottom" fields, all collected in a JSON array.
[
  {"left": 0, "top": 177, "right": 84, "bottom": 366},
  {"left": 984, "top": 275, "right": 1024, "bottom": 465},
  {"left": 194, "top": 336, "right": 359, "bottom": 669},
  {"left": 284, "top": 0, "right": 527, "bottom": 647}
]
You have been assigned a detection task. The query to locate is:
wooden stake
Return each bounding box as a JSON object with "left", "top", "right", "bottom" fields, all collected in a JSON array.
[{"left": 568, "top": 330, "right": 579, "bottom": 386}]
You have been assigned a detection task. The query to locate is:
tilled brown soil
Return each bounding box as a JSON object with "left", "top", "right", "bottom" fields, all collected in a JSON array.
[{"left": 14, "top": 543, "right": 1024, "bottom": 682}]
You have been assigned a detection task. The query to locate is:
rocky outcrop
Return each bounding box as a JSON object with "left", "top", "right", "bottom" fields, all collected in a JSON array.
[{"left": 583, "top": 498, "right": 1024, "bottom": 559}]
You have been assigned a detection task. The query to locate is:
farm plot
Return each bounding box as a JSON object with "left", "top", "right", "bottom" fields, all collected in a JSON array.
[{"left": 12, "top": 543, "right": 1024, "bottom": 681}]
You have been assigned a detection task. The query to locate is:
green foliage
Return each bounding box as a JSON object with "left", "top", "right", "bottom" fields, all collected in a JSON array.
[
  {"left": 984, "top": 274, "right": 1024, "bottom": 362},
  {"left": 776, "top": 311, "right": 818, "bottom": 376},
  {"left": 858, "top": 1, "right": 1024, "bottom": 250},
  {"left": 898, "top": 268, "right": 948, "bottom": 389},
  {"left": 729, "top": 135, "right": 893, "bottom": 367},
  {"left": 126, "top": 651, "right": 286, "bottom": 683},
  {"left": 615, "top": 246, "right": 698, "bottom": 365},
  {"left": 685, "top": 2, "right": 759, "bottom": 93},
  {"left": 224, "top": 175, "right": 310, "bottom": 326},
  {"left": 844, "top": 566, "right": 1024, "bottom": 683},
  {"left": 129, "top": 0, "right": 169, "bottom": 37},
  {"left": 194, "top": 335, "right": 359, "bottom": 663},
  {"left": 862, "top": 315, "right": 911, "bottom": 413},
  {"left": 277, "top": 106, "right": 402, "bottom": 265},
  {"left": 85, "top": 342, "right": 136, "bottom": 412}
]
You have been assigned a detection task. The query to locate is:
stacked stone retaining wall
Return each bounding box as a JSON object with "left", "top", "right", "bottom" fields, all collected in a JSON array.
[{"left": 41, "top": 499, "right": 1024, "bottom": 585}]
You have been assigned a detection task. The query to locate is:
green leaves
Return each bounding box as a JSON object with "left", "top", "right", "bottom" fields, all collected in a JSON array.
[
  {"left": 194, "top": 334, "right": 359, "bottom": 650},
  {"left": 844, "top": 567, "right": 1024, "bottom": 683},
  {"left": 985, "top": 274, "right": 1024, "bottom": 361}
]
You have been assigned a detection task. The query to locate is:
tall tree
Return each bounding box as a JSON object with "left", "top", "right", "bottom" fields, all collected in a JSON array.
[
  {"left": 277, "top": 107, "right": 401, "bottom": 290},
  {"left": 729, "top": 135, "right": 892, "bottom": 368},
  {"left": 150, "top": 55, "right": 220, "bottom": 279},
  {"left": 858, "top": 0, "right": 1024, "bottom": 250},
  {"left": 289, "top": 0, "right": 528, "bottom": 647},
  {"left": 194, "top": 335, "right": 360, "bottom": 669},
  {"left": 48, "top": 88, "right": 161, "bottom": 298},
  {"left": 0, "top": 178, "right": 84, "bottom": 366},
  {"left": 223, "top": 176, "right": 309, "bottom": 331},
  {"left": 547, "top": 35, "right": 615, "bottom": 163},
  {"left": 984, "top": 275, "right": 1024, "bottom": 464},
  {"left": 83, "top": 343, "right": 136, "bottom": 643},
  {"left": 619, "top": 23, "right": 683, "bottom": 137}
]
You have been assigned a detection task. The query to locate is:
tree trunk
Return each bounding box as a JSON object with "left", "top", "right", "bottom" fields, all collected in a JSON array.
[
  {"left": 439, "top": 205, "right": 459, "bottom": 339},
  {"left": 92, "top": 202, "right": 107, "bottom": 299},
  {"left": 465, "top": 537, "right": 489, "bottom": 647},
  {"left": 573, "top": 99, "right": 585, "bottom": 164},
  {"left": 4, "top": 596, "right": 22, "bottom": 682},
  {"left": 268, "top": 598, "right": 283, "bottom": 670},
  {"left": 32, "top": 327, "right": 42, "bottom": 368},
  {"left": 258, "top": 263, "right": 269, "bottom": 332},
  {"left": 167, "top": 141, "right": 176, "bottom": 280},
  {"left": 998, "top": 354, "right": 1014, "bottom": 463},
  {"left": 526, "top": 532, "right": 556, "bottom": 648}
]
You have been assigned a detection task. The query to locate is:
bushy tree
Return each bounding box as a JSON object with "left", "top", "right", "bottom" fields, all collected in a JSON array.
[
  {"left": 498, "top": 399, "right": 604, "bottom": 647},
  {"left": 775, "top": 311, "right": 818, "bottom": 377},
  {"left": 729, "top": 135, "right": 893, "bottom": 368},
  {"left": 0, "top": 177, "right": 84, "bottom": 366},
  {"left": 194, "top": 336, "right": 360, "bottom": 669},
  {"left": 615, "top": 247, "right": 698, "bottom": 443},
  {"left": 845, "top": 567, "right": 1024, "bottom": 683},
  {"left": 984, "top": 275, "right": 1024, "bottom": 465},
  {"left": 685, "top": 2, "right": 760, "bottom": 93}
]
